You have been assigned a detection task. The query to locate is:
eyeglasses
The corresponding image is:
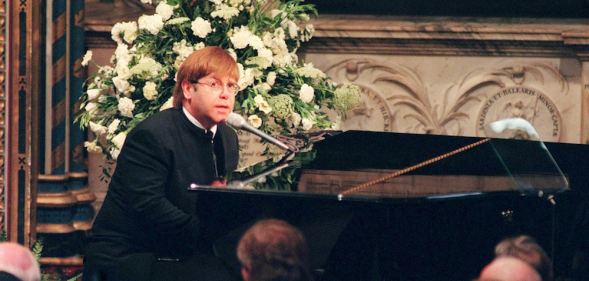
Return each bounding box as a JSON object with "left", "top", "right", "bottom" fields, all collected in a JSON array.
[{"left": 193, "top": 80, "right": 240, "bottom": 96}]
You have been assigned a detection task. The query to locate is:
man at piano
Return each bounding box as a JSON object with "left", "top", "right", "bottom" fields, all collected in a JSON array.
[{"left": 83, "top": 46, "right": 241, "bottom": 281}]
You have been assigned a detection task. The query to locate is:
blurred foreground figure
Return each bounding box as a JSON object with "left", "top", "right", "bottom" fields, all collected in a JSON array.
[
  {"left": 237, "top": 219, "right": 312, "bottom": 281},
  {"left": 479, "top": 256, "right": 541, "bottom": 281},
  {"left": 0, "top": 242, "right": 41, "bottom": 281},
  {"left": 495, "top": 235, "right": 553, "bottom": 281}
]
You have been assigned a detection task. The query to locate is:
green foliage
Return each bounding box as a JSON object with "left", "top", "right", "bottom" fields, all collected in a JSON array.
[{"left": 76, "top": 0, "right": 361, "bottom": 162}]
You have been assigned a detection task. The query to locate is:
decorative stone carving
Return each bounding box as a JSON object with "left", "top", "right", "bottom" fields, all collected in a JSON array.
[{"left": 310, "top": 55, "right": 581, "bottom": 143}]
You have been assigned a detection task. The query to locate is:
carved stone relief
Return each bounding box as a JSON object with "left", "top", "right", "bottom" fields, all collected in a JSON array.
[{"left": 310, "top": 54, "right": 582, "bottom": 143}]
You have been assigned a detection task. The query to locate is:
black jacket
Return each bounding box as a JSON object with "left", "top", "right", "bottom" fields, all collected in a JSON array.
[{"left": 85, "top": 108, "right": 239, "bottom": 265}]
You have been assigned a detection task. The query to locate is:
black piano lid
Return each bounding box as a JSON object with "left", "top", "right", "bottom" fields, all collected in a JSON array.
[{"left": 190, "top": 131, "right": 578, "bottom": 203}]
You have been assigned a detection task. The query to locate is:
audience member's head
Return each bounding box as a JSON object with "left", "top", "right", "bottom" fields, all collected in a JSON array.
[
  {"left": 237, "top": 219, "right": 311, "bottom": 281},
  {"left": 0, "top": 242, "right": 41, "bottom": 281},
  {"left": 479, "top": 256, "right": 541, "bottom": 281},
  {"left": 495, "top": 235, "right": 552, "bottom": 281}
]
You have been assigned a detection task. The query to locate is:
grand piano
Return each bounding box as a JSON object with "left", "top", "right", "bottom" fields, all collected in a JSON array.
[{"left": 190, "top": 130, "right": 589, "bottom": 281}]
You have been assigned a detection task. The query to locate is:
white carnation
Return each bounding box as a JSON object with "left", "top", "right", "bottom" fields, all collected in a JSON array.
[
  {"left": 299, "top": 84, "right": 314, "bottom": 103},
  {"left": 248, "top": 115, "right": 262, "bottom": 128},
  {"left": 248, "top": 35, "right": 264, "bottom": 50},
  {"left": 138, "top": 14, "right": 164, "bottom": 35},
  {"left": 258, "top": 100, "right": 272, "bottom": 114},
  {"left": 115, "top": 63, "right": 131, "bottom": 80},
  {"left": 156, "top": 2, "right": 175, "bottom": 21},
  {"left": 84, "top": 141, "right": 103, "bottom": 153},
  {"left": 254, "top": 95, "right": 272, "bottom": 114},
  {"left": 89, "top": 121, "right": 107, "bottom": 136},
  {"left": 115, "top": 44, "right": 130, "bottom": 62},
  {"left": 266, "top": 71, "right": 276, "bottom": 86},
  {"left": 108, "top": 119, "right": 121, "bottom": 134},
  {"left": 237, "top": 65, "right": 255, "bottom": 89},
  {"left": 230, "top": 26, "right": 252, "bottom": 49},
  {"left": 143, "top": 81, "right": 158, "bottom": 101},
  {"left": 191, "top": 17, "right": 212, "bottom": 38},
  {"left": 211, "top": 4, "right": 240, "bottom": 20},
  {"left": 112, "top": 76, "right": 132, "bottom": 94},
  {"left": 297, "top": 63, "right": 326, "bottom": 79},
  {"left": 111, "top": 21, "right": 138, "bottom": 44},
  {"left": 257, "top": 48, "right": 273, "bottom": 62},
  {"left": 118, "top": 97, "right": 135, "bottom": 117},
  {"left": 291, "top": 112, "right": 302, "bottom": 127},
  {"left": 81, "top": 50, "right": 92, "bottom": 66},
  {"left": 302, "top": 117, "right": 314, "bottom": 130},
  {"left": 130, "top": 57, "right": 162, "bottom": 78}
]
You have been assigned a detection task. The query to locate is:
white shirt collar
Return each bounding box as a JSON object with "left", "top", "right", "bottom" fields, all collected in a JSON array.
[{"left": 182, "top": 107, "right": 217, "bottom": 137}]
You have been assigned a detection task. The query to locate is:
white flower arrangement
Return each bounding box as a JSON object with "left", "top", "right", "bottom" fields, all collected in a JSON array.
[{"left": 76, "top": 0, "right": 361, "bottom": 160}]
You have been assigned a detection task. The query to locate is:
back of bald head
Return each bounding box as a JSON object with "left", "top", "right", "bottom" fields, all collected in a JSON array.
[
  {"left": 0, "top": 242, "right": 40, "bottom": 281},
  {"left": 479, "top": 256, "right": 541, "bottom": 281}
]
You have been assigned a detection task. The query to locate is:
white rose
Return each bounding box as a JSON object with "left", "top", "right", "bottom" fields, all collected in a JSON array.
[
  {"left": 248, "top": 115, "right": 262, "bottom": 128},
  {"left": 156, "top": 2, "right": 175, "bottom": 21},
  {"left": 302, "top": 117, "right": 314, "bottom": 130},
  {"left": 191, "top": 17, "right": 212, "bottom": 38},
  {"left": 143, "top": 81, "right": 158, "bottom": 101},
  {"left": 299, "top": 84, "right": 314, "bottom": 103},
  {"left": 138, "top": 14, "right": 164, "bottom": 35},
  {"left": 87, "top": 89, "right": 101, "bottom": 100},
  {"left": 81, "top": 50, "right": 92, "bottom": 66},
  {"left": 118, "top": 97, "right": 135, "bottom": 117},
  {"left": 108, "top": 119, "right": 121, "bottom": 134},
  {"left": 140, "top": 0, "right": 151, "bottom": 4}
]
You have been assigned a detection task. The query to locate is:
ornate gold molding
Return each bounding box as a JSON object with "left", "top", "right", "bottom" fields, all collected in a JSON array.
[
  {"left": 0, "top": 0, "right": 6, "bottom": 235},
  {"left": 6, "top": 0, "right": 41, "bottom": 245},
  {"left": 305, "top": 15, "right": 589, "bottom": 58}
]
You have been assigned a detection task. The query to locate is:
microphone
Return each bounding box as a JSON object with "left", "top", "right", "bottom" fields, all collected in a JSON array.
[{"left": 226, "top": 113, "right": 291, "bottom": 151}]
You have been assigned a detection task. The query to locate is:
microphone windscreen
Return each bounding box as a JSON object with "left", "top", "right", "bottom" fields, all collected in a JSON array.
[{"left": 226, "top": 112, "right": 247, "bottom": 128}]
